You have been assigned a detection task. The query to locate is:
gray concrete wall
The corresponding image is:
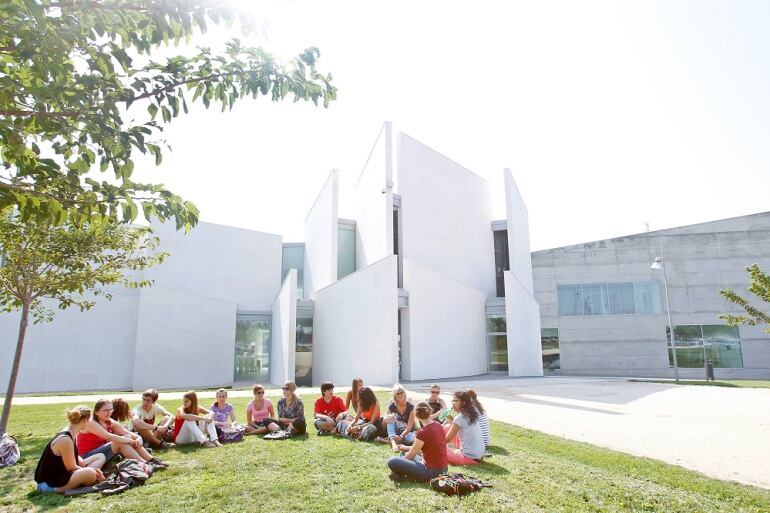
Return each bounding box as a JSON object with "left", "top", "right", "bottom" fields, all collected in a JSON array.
[{"left": 532, "top": 211, "right": 770, "bottom": 379}]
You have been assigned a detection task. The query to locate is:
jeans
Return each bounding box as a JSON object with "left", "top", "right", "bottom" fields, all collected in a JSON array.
[
  {"left": 387, "top": 455, "right": 446, "bottom": 483},
  {"left": 386, "top": 422, "right": 416, "bottom": 444}
]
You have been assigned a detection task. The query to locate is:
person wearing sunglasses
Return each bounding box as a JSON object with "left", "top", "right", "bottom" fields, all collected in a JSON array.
[
  {"left": 244, "top": 384, "right": 279, "bottom": 436},
  {"left": 274, "top": 381, "right": 306, "bottom": 436},
  {"left": 426, "top": 384, "right": 447, "bottom": 420}
]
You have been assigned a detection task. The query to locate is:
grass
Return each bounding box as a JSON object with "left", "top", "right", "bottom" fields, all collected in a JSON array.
[
  {"left": 1, "top": 392, "right": 769, "bottom": 512},
  {"left": 630, "top": 379, "right": 770, "bottom": 389}
]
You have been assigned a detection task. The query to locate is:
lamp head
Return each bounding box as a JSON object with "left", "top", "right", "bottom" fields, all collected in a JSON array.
[{"left": 650, "top": 256, "right": 663, "bottom": 270}]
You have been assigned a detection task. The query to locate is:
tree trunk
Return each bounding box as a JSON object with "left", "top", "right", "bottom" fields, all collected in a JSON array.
[{"left": 0, "top": 300, "right": 31, "bottom": 435}]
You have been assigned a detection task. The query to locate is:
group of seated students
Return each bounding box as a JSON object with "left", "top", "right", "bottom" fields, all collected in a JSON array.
[{"left": 35, "top": 379, "right": 489, "bottom": 492}]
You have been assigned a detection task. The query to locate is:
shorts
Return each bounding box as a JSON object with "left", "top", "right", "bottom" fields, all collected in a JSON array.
[
  {"left": 82, "top": 442, "right": 114, "bottom": 461},
  {"left": 36, "top": 482, "right": 58, "bottom": 493}
]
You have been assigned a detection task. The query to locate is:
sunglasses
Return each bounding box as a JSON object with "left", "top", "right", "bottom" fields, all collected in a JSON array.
[
  {"left": 282, "top": 387, "right": 290, "bottom": 391},
  {"left": 256, "top": 391, "right": 264, "bottom": 395},
  {"left": 430, "top": 391, "right": 440, "bottom": 395}
]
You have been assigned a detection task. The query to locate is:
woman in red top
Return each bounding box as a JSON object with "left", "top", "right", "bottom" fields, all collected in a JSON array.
[
  {"left": 77, "top": 399, "right": 165, "bottom": 468},
  {"left": 337, "top": 387, "right": 381, "bottom": 441},
  {"left": 387, "top": 401, "right": 448, "bottom": 482}
]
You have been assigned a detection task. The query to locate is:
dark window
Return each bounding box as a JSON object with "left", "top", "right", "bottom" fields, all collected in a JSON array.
[{"left": 493, "top": 230, "right": 509, "bottom": 297}]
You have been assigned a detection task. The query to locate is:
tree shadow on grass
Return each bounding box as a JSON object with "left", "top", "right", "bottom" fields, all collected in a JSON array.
[{"left": 26, "top": 489, "right": 76, "bottom": 511}]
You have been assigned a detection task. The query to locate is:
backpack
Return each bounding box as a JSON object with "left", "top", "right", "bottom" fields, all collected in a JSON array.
[
  {"left": 93, "top": 459, "right": 152, "bottom": 496},
  {"left": 0, "top": 433, "right": 20, "bottom": 468},
  {"left": 429, "top": 473, "right": 492, "bottom": 496},
  {"left": 218, "top": 424, "right": 245, "bottom": 443}
]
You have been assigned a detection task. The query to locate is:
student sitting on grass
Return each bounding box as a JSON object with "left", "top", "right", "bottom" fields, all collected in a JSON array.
[
  {"left": 380, "top": 383, "right": 416, "bottom": 447},
  {"left": 386, "top": 401, "right": 448, "bottom": 482},
  {"left": 210, "top": 388, "right": 237, "bottom": 427},
  {"left": 444, "top": 391, "right": 484, "bottom": 466},
  {"left": 129, "top": 389, "right": 175, "bottom": 449},
  {"left": 77, "top": 399, "right": 166, "bottom": 468},
  {"left": 244, "top": 384, "right": 279, "bottom": 436},
  {"left": 273, "top": 381, "right": 306, "bottom": 436},
  {"left": 337, "top": 386, "right": 381, "bottom": 441},
  {"left": 172, "top": 391, "right": 221, "bottom": 448},
  {"left": 467, "top": 388, "right": 490, "bottom": 447},
  {"left": 109, "top": 398, "right": 131, "bottom": 427},
  {"left": 344, "top": 377, "right": 364, "bottom": 419},
  {"left": 426, "top": 384, "right": 448, "bottom": 420},
  {"left": 313, "top": 381, "right": 348, "bottom": 435},
  {"left": 34, "top": 406, "right": 106, "bottom": 493}
]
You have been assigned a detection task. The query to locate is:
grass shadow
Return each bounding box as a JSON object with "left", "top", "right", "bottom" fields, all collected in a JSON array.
[
  {"left": 476, "top": 461, "right": 510, "bottom": 476},
  {"left": 486, "top": 445, "right": 509, "bottom": 456}
]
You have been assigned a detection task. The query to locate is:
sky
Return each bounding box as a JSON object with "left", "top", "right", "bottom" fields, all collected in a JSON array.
[{"left": 131, "top": 0, "right": 770, "bottom": 250}]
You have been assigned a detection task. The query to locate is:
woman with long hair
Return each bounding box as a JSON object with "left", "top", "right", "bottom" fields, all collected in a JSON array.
[
  {"left": 386, "top": 401, "right": 448, "bottom": 482},
  {"left": 274, "top": 381, "right": 306, "bottom": 435},
  {"left": 244, "top": 384, "right": 279, "bottom": 435},
  {"left": 172, "top": 391, "right": 220, "bottom": 447},
  {"left": 109, "top": 398, "right": 131, "bottom": 425},
  {"left": 77, "top": 399, "right": 165, "bottom": 468},
  {"left": 467, "top": 389, "right": 490, "bottom": 447},
  {"left": 381, "top": 383, "right": 416, "bottom": 447},
  {"left": 345, "top": 377, "right": 364, "bottom": 414},
  {"left": 444, "top": 391, "right": 484, "bottom": 465},
  {"left": 34, "top": 406, "right": 106, "bottom": 493},
  {"left": 337, "top": 386, "right": 381, "bottom": 441}
]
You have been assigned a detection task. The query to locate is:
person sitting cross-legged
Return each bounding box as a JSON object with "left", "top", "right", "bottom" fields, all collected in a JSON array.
[
  {"left": 129, "top": 389, "right": 175, "bottom": 449},
  {"left": 386, "top": 401, "right": 448, "bottom": 483},
  {"left": 172, "top": 391, "right": 221, "bottom": 448},
  {"left": 381, "top": 383, "right": 416, "bottom": 448},
  {"left": 444, "top": 391, "right": 485, "bottom": 466},
  {"left": 426, "top": 384, "right": 448, "bottom": 421},
  {"left": 244, "top": 384, "right": 279, "bottom": 436},
  {"left": 337, "top": 386, "right": 381, "bottom": 442},
  {"left": 273, "top": 381, "right": 306, "bottom": 436},
  {"left": 313, "top": 381, "right": 347, "bottom": 435}
]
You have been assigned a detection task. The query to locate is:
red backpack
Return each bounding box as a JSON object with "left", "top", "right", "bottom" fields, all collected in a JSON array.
[{"left": 430, "top": 473, "right": 492, "bottom": 496}]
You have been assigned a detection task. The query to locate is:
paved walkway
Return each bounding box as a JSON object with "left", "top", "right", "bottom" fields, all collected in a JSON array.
[{"left": 405, "top": 376, "right": 770, "bottom": 490}]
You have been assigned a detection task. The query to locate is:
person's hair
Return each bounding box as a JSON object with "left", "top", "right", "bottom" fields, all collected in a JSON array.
[
  {"left": 414, "top": 401, "right": 432, "bottom": 420},
  {"left": 183, "top": 391, "right": 199, "bottom": 414},
  {"left": 283, "top": 381, "right": 297, "bottom": 405},
  {"left": 66, "top": 405, "right": 91, "bottom": 424},
  {"left": 216, "top": 388, "right": 228, "bottom": 399},
  {"left": 430, "top": 384, "right": 441, "bottom": 391},
  {"left": 350, "top": 378, "right": 364, "bottom": 409},
  {"left": 142, "top": 389, "right": 159, "bottom": 402},
  {"left": 93, "top": 399, "right": 112, "bottom": 422},
  {"left": 391, "top": 383, "right": 407, "bottom": 403},
  {"left": 110, "top": 398, "right": 130, "bottom": 422},
  {"left": 321, "top": 381, "right": 334, "bottom": 393},
  {"left": 466, "top": 389, "right": 485, "bottom": 415},
  {"left": 252, "top": 384, "right": 264, "bottom": 394},
  {"left": 358, "top": 387, "right": 377, "bottom": 412},
  {"left": 452, "top": 391, "right": 479, "bottom": 425}
]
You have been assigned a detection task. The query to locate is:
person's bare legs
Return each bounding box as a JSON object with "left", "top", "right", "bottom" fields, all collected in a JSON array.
[
  {"left": 56, "top": 468, "right": 99, "bottom": 492},
  {"left": 82, "top": 453, "right": 106, "bottom": 469},
  {"left": 111, "top": 441, "right": 152, "bottom": 462},
  {"left": 137, "top": 429, "right": 162, "bottom": 447}
]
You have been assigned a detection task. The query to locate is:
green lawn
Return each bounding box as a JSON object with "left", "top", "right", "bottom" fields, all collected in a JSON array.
[
  {"left": 1, "top": 392, "right": 769, "bottom": 512},
  {"left": 630, "top": 379, "right": 770, "bottom": 389}
]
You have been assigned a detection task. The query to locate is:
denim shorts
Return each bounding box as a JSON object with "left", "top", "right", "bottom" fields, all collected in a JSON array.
[{"left": 82, "top": 442, "right": 114, "bottom": 461}]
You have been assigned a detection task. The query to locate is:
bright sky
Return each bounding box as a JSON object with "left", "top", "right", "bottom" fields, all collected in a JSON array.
[{"left": 131, "top": 0, "right": 770, "bottom": 250}]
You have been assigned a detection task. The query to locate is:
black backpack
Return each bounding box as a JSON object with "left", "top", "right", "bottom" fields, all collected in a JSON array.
[{"left": 429, "top": 473, "right": 492, "bottom": 496}]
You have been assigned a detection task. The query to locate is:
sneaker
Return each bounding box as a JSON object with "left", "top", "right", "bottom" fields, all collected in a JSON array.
[
  {"left": 317, "top": 429, "right": 326, "bottom": 436},
  {"left": 148, "top": 457, "right": 168, "bottom": 469},
  {"left": 160, "top": 441, "right": 175, "bottom": 450},
  {"left": 202, "top": 441, "right": 216, "bottom": 448},
  {"left": 389, "top": 473, "right": 408, "bottom": 482}
]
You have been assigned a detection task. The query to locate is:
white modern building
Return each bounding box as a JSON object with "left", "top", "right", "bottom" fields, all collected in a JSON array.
[{"left": 0, "top": 123, "right": 543, "bottom": 393}]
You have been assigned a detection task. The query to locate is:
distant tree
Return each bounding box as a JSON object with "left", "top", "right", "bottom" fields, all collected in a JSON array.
[
  {"left": 0, "top": 0, "right": 336, "bottom": 229},
  {"left": 0, "top": 209, "right": 166, "bottom": 434},
  {"left": 720, "top": 264, "right": 770, "bottom": 333}
]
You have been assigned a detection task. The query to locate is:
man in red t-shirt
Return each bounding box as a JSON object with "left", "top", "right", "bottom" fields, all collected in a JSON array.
[{"left": 313, "top": 382, "right": 348, "bottom": 435}]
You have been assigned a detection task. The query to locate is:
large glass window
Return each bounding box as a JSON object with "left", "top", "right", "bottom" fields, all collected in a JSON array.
[
  {"left": 282, "top": 244, "right": 304, "bottom": 298},
  {"left": 493, "top": 230, "right": 510, "bottom": 298},
  {"left": 234, "top": 316, "right": 271, "bottom": 382},
  {"left": 337, "top": 223, "right": 356, "bottom": 280},
  {"left": 486, "top": 314, "right": 508, "bottom": 372},
  {"left": 666, "top": 324, "right": 743, "bottom": 368},
  {"left": 557, "top": 281, "right": 662, "bottom": 316},
  {"left": 295, "top": 318, "right": 313, "bottom": 387},
  {"left": 541, "top": 328, "right": 560, "bottom": 371}
]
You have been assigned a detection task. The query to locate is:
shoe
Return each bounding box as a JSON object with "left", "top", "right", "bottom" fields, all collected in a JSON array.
[
  {"left": 389, "top": 473, "right": 408, "bottom": 482},
  {"left": 375, "top": 436, "right": 390, "bottom": 444},
  {"left": 148, "top": 457, "right": 168, "bottom": 469},
  {"left": 202, "top": 441, "right": 216, "bottom": 448},
  {"left": 317, "top": 429, "right": 326, "bottom": 436},
  {"left": 160, "top": 441, "right": 175, "bottom": 450}
]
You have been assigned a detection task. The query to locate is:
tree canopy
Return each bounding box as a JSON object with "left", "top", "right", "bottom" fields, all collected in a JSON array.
[
  {"left": 720, "top": 264, "right": 770, "bottom": 333},
  {"left": 0, "top": 0, "right": 337, "bottom": 230}
]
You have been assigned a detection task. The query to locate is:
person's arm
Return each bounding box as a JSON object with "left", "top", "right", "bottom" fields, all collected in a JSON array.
[
  {"left": 404, "top": 409, "right": 416, "bottom": 434},
  {"left": 157, "top": 404, "right": 174, "bottom": 429},
  {"left": 131, "top": 413, "right": 156, "bottom": 431},
  {"left": 176, "top": 406, "right": 208, "bottom": 422},
  {"left": 198, "top": 406, "right": 213, "bottom": 422},
  {"left": 429, "top": 399, "right": 448, "bottom": 420},
  {"left": 345, "top": 392, "right": 352, "bottom": 410},
  {"left": 86, "top": 419, "right": 133, "bottom": 445},
  {"left": 400, "top": 438, "right": 424, "bottom": 458},
  {"left": 445, "top": 422, "right": 460, "bottom": 445},
  {"left": 268, "top": 402, "right": 275, "bottom": 418},
  {"left": 228, "top": 405, "right": 237, "bottom": 424},
  {"left": 53, "top": 436, "right": 81, "bottom": 472},
  {"left": 370, "top": 402, "right": 381, "bottom": 424}
]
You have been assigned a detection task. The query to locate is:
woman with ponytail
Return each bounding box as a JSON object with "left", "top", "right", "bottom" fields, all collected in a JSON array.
[
  {"left": 467, "top": 389, "right": 490, "bottom": 447},
  {"left": 386, "top": 401, "right": 448, "bottom": 482},
  {"left": 444, "top": 391, "right": 484, "bottom": 465}
]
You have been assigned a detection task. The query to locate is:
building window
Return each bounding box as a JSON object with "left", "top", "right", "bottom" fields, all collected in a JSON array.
[
  {"left": 234, "top": 315, "right": 271, "bottom": 383},
  {"left": 295, "top": 318, "right": 313, "bottom": 387},
  {"left": 282, "top": 244, "right": 305, "bottom": 298},
  {"left": 541, "top": 328, "right": 560, "bottom": 371},
  {"left": 486, "top": 313, "right": 508, "bottom": 372},
  {"left": 666, "top": 324, "right": 743, "bottom": 368},
  {"left": 337, "top": 222, "right": 356, "bottom": 280},
  {"left": 493, "top": 230, "right": 510, "bottom": 297},
  {"left": 557, "top": 281, "right": 662, "bottom": 316}
]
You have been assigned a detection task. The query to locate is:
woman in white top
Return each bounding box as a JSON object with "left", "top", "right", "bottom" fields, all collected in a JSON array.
[{"left": 444, "top": 391, "right": 484, "bottom": 466}]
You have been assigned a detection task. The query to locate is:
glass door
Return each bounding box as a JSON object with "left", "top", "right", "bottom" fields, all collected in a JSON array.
[
  {"left": 234, "top": 315, "right": 271, "bottom": 383},
  {"left": 486, "top": 313, "right": 508, "bottom": 372}
]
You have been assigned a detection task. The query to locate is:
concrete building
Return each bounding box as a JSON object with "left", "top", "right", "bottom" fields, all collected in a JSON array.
[
  {"left": 0, "top": 123, "right": 543, "bottom": 393},
  {"left": 532, "top": 212, "right": 770, "bottom": 379}
]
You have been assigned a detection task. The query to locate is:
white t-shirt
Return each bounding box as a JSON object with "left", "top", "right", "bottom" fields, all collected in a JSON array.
[
  {"left": 453, "top": 412, "right": 485, "bottom": 460},
  {"left": 128, "top": 403, "right": 171, "bottom": 431}
]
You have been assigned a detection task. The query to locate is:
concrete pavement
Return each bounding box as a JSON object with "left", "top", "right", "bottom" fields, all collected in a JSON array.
[{"left": 405, "top": 376, "right": 770, "bottom": 490}]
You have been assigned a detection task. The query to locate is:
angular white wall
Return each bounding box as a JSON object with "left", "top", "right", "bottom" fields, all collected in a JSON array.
[
  {"left": 132, "top": 286, "right": 237, "bottom": 390},
  {"left": 312, "top": 256, "right": 399, "bottom": 386},
  {"left": 401, "top": 259, "right": 488, "bottom": 380},
  {"left": 270, "top": 269, "right": 297, "bottom": 385},
  {"left": 398, "top": 133, "right": 496, "bottom": 296},
  {"left": 304, "top": 170, "right": 339, "bottom": 298},
  {"left": 504, "top": 271, "right": 544, "bottom": 376},
  {"left": 354, "top": 122, "right": 393, "bottom": 270},
  {"left": 504, "top": 169, "right": 534, "bottom": 295}
]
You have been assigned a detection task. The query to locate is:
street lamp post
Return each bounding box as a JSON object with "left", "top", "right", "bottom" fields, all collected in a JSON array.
[{"left": 651, "top": 242, "right": 679, "bottom": 382}]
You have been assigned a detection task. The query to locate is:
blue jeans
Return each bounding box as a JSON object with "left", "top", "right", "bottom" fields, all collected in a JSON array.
[
  {"left": 82, "top": 442, "right": 114, "bottom": 461},
  {"left": 387, "top": 455, "right": 446, "bottom": 483},
  {"left": 386, "top": 422, "right": 415, "bottom": 444}
]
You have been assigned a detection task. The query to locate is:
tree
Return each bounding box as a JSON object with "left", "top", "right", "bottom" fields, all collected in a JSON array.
[
  {"left": 720, "top": 264, "right": 770, "bottom": 333},
  {"left": 1, "top": 1, "right": 336, "bottom": 229},
  {"left": 0, "top": 209, "right": 166, "bottom": 433}
]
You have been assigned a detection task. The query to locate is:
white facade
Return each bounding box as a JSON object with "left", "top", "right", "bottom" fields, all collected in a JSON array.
[{"left": 0, "top": 125, "right": 543, "bottom": 392}]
